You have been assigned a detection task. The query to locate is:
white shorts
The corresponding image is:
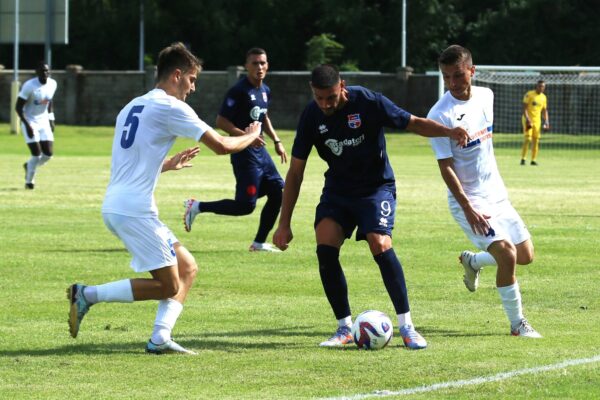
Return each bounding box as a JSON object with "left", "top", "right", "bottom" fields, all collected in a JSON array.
[
  {"left": 22, "top": 120, "right": 54, "bottom": 144},
  {"left": 103, "top": 213, "right": 179, "bottom": 273},
  {"left": 449, "top": 197, "right": 530, "bottom": 251}
]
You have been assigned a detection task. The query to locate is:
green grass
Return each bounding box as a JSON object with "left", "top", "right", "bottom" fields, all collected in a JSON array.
[{"left": 1, "top": 124, "right": 599, "bottom": 399}]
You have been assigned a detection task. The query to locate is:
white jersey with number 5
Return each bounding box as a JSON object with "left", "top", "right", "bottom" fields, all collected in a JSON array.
[
  {"left": 428, "top": 86, "right": 507, "bottom": 203},
  {"left": 102, "top": 88, "right": 209, "bottom": 217}
]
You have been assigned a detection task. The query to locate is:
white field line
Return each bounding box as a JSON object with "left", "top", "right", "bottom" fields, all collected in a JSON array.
[{"left": 321, "top": 354, "right": 600, "bottom": 400}]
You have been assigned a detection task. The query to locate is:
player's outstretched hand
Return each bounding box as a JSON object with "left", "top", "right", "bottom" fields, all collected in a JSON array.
[
  {"left": 450, "top": 126, "right": 469, "bottom": 147},
  {"left": 246, "top": 122, "right": 266, "bottom": 147},
  {"left": 273, "top": 226, "right": 293, "bottom": 251},
  {"left": 162, "top": 146, "right": 200, "bottom": 172}
]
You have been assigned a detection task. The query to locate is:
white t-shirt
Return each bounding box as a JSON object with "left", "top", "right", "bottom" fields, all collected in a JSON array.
[
  {"left": 428, "top": 86, "right": 507, "bottom": 203},
  {"left": 18, "top": 77, "right": 57, "bottom": 123},
  {"left": 102, "top": 88, "right": 209, "bottom": 217}
]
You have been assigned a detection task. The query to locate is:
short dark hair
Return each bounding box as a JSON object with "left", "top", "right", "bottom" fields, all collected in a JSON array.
[
  {"left": 156, "top": 42, "right": 203, "bottom": 82},
  {"left": 310, "top": 64, "right": 340, "bottom": 89},
  {"left": 246, "top": 47, "right": 267, "bottom": 61},
  {"left": 537, "top": 80, "right": 545, "bottom": 85},
  {"left": 36, "top": 61, "right": 49, "bottom": 71},
  {"left": 438, "top": 45, "right": 472, "bottom": 67}
]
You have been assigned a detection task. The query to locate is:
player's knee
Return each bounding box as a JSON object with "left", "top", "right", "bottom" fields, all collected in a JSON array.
[
  {"left": 267, "top": 187, "right": 282, "bottom": 204},
  {"left": 181, "top": 259, "right": 198, "bottom": 280},
  {"left": 316, "top": 244, "right": 340, "bottom": 269},
  {"left": 161, "top": 280, "right": 180, "bottom": 298},
  {"left": 517, "top": 250, "right": 534, "bottom": 265},
  {"left": 236, "top": 201, "right": 255, "bottom": 215},
  {"left": 41, "top": 152, "right": 53, "bottom": 160}
]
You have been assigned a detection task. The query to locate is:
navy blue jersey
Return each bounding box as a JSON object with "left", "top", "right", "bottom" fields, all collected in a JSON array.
[
  {"left": 292, "top": 86, "right": 412, "bottom": 196},
  {"left": 219, "top": 77, "right": 271, "bottom": 166}
]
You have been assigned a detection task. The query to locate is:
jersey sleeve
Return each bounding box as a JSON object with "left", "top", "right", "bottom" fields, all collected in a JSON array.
[
  {"left": 427, "top": 106, "right": 453, "bottom": 160},
  {"left": 218, "top": 86, "right": 240, "bottom": 121},
  {"left": 522, "top": 91, "right": 530, "bottom": 104},
  {"left": 18, "top": 80, "right": 33, "bottom": 100},
  {"left": 376, "top": 93, "right": 412, "bottom": 130},
  {"left": 169, "top": 101, "right": 210, "bottom": 141},
  {"left": 291, "top": 106, "right": 314, "bottom": 160}
]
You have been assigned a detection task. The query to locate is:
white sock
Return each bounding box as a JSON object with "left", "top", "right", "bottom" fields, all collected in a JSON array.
[
  {"left": 96, "top": 279, "right": 134, "bottom": 303},
  {"left": 497, "top": 281, "right": 524, "bottom": 328},
  {"left": 26, "top": 155, "right": 41, "bottom": 183},
  {"left": 151, "top": 299, "right": 183, "bottom": 345},
  {"left": 397, "top": 311, "right": 412, "bottom": 327},
  {"left": 473, "top": 251, "right": 497, "bottom": 270},
  {"left": 37, "top": 154, "right": 52, "bottom": 167},
  {"left": 83, "top": 286, "right": 98, "bottom": 304},
  {"left": 338, "top": 316, "right": 352, "bottom": 328}
]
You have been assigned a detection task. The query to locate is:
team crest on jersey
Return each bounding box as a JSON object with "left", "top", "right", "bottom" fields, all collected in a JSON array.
[
  {"left": 318, "top": 124, "right": 328, "bottom": 134},
  {"left": 250, "top": 94, "right": 256, "bottom": 101},
  {"left": 347, "top": 114, "right": 361, "bottom": 129},
  {"left": 262, "top": 92, "right": 268, "bottom": 102},
  {"left": 226, "top": 98, "right": 235, "bottom": 107}
]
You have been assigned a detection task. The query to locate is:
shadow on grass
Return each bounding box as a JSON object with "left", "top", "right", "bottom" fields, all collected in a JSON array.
[
  {"left": 417, "top": 325, "right": 503, "bottom": 338},
  {"left": 0, "top": 326, "right": 333, "bottom": 356},
  {"left": 0, "top": 325, "right": 503, "bottom": 357},
  {"left": 46, "top": 248, "right": 127, "bottom": 253}
]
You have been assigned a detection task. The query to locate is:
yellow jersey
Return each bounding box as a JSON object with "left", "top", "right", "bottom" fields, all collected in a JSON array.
[{"left": 522, "top": 90, "right": 547, "bottom": 124}]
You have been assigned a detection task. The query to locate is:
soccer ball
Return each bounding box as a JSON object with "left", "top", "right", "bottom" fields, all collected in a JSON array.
[{"left": 351, "top": 310, "right": 393, "bottom": 350}]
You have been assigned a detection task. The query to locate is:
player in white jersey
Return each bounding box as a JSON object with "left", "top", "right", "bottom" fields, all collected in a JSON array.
[
  {"left": 428, "top": 45, "right": 541, "bottom": 338},
  {"left": 66, "top": 42, "right": 264, "bottom": 354},
  {"left": 16, "top": 62, "right": 58, "bottom": 189}
]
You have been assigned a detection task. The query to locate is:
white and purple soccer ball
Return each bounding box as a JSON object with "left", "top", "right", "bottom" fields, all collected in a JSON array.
[{"left": 351, "top": 310, "right": 393, "bottom": 350}]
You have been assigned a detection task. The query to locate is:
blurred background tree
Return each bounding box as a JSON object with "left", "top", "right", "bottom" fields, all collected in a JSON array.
[{"left": 0, "top": 0, "right": 596, "bottom": 72}]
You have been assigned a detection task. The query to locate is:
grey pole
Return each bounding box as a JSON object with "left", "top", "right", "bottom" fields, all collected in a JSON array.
[
  {"left": 401, "top": 0, "right": 406, "bottom": 67},
  {"left": 45, "top": 0, "right": 53, "bottom": 67},
  {"left": 139, "top": 0, "right": 145, "bottom": 71},
  {"left": 11, "top": 0, "right": 20, "bottom": 134}
]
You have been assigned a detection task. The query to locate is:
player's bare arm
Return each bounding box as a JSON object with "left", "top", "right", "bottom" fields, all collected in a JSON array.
[
  {"left": 161, "top": 146, "right": 200, "bottom": 172},
  {"left": 48, "top": 101, "right": 55, "bottom": 132},
  {"left": 407, "top": 116, "right": 469, "bottom": 147},
  {"left": 263, "top": 114, "right": 287, "bottom": 163},
  {"left": 523, "top": 103, "right": 532, "bottom": 129},
  {"left": 200, "top": 122, "right": 265, "bottom": 155},
  {"left": 437, "top": 158, "right": 491, "bottom": 236},
  {"left": 15, "top": 97, "right": 34, "bottom": 138},
  {"left": 273, "top": 156, "right": 306, "bottom": 250},
  {"left": 216, "top": 114, "right": 264, "bottom": 148}
]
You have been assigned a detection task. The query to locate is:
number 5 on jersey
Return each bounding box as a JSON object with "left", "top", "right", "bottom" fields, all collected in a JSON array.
[{"left": 120, "top": 105, "right": 145, "bottom": 149}]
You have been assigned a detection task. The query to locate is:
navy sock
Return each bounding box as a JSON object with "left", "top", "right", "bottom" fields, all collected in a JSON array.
[
  {"left": 374, "top": 248, "right": 410, "bottom": 314},
  {"left": 316, "top": 245, "right": 351, "bottom": 320},
  {"left": 254, "top": 190, "right": 282, "bottom": 243},
  {"left": 199, "top": 200, "right": 254, "bottom": 216}
]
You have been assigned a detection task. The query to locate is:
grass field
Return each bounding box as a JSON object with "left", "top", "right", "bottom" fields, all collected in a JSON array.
[{"left": 1, "top": 124, "right": 599, "bottom": 399}]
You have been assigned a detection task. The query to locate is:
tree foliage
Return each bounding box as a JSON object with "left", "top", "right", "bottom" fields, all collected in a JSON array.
[{"left": 0, "top": 0, "right": 597, "bottom": 72}]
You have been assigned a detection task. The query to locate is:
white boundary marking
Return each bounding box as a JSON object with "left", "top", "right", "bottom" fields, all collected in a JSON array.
[{"left": 321, "top": 354, "right": 600, "bottom": 400}]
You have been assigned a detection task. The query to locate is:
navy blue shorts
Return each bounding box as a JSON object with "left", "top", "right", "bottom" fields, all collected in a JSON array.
[
  {"left": 233, "top": 158, "right": 284, "bottom": 205},
  {"left": 314, "top": 189, "right": 396, "bottom": 241}
]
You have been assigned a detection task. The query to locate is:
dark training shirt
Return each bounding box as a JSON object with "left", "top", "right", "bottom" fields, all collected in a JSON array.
[
  {"left": 292, "top": 86, "right": 412, "bottom": 196},
  {"left": 219, "top": 77, "right": 271, "bottom": 166}
]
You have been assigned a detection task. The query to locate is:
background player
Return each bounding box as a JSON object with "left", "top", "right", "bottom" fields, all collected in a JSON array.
[
  {"left": 428, "top": 45, "right": 541, "bottom": 338},
  {"left": 520, "top": 80, "right": 549, "bottom": 165},
  {"left": 273, "top": 64, "right": 469, "bottom": 349},
  {"left": 16, "top": 62, "right": 57, "bottom": 189},
  {"left": 184, "top": 48, "right": 287, "bottom": 252},
  {"left": 67, "top": 42, "right": 264, "bottom": 354}
]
